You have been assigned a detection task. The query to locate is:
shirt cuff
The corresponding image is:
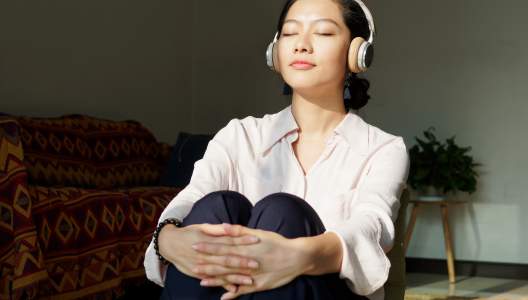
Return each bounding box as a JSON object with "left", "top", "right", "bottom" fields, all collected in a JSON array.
[
  {"left": 143, "top": 203, "right": 193, "bottom": 287},
  {"left": 144, "top": 239, "right": 168, "bottom": 287},
  {"left": 325, "top": 212, "right": 391, "bottom": 296}
]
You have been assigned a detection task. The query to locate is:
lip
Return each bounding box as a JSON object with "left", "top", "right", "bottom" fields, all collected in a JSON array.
[{"left": 290, "top": 60, "right": 316, "bottom": 70}]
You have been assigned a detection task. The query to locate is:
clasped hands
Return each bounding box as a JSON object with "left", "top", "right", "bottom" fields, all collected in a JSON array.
[{"left": 161, "top": 223, "right": 312, "bottom": 300}]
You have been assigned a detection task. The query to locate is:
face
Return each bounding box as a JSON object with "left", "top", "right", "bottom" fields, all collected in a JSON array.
[{"left": 277, "top": 0, "right": 351, "bottom": 94}]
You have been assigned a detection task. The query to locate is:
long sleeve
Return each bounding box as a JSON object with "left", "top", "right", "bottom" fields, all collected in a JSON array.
[
  {"left": 324, "top": 136, "right": 410, "bottom": 296},
  {"left": 144, "top": 119, "right": 237, "bottom": 287}
]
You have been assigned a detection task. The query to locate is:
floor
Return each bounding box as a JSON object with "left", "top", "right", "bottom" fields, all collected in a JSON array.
[{"left": 405, "top": 273, "right": 528, "bottom": 300}]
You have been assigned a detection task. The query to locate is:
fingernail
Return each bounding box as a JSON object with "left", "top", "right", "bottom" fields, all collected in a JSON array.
[
  {"left": 192, "top": 244, "right": 199, "bottom": 250},
  {"left": 243, "top": 278, "right": 252, "bottom": 285},
  {"left": 249, "top": 260, "right": 259, "bottom": 268},
  {"left": 249, "top": 236, "right": 259, "bottom": 243},
  {"left": 200, "top": 280, "right": 208, "bottom": 286}
]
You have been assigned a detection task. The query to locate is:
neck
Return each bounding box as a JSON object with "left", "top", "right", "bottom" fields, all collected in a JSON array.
[{"left": 290, "top": 89, "right": 348, "bottom": 141}]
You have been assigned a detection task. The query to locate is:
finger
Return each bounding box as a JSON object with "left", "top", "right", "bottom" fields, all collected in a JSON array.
[
  {"left": 193, "top": 242, "right": 228, "bottom": 255},
  {"left": 207, "top": 235, "right": 260, "bottom": 246},
  {"left": 223, "top": 284, "right": 237, "bottom": 293},
  {"left": 198, "top": 254, "right": 259, "bottom": 270},
  {"left": 199, "top": 277, "right": 223, "bottom": 287},
  {"left": 200, "top": 277, "right": 229, "bottom": 287},
  {"left": 220, "top": 291, "right": 238, "bottom": 300},
  {"left": 201, "top": 274, "right": 253, "bottom": 286},
  {"left": 225, "top": 274, "right": 253, "bottom": 286},
  {"left": 194, "top": 264, "right": 255, "bottom": 279},
  {"left": 193, "top": 242, "right": 237, "bottom": 256},
  {"left": 200, "top": 225, "right": 260, "bottom": 245},
  {"left": 223, "top": 224, "right": 254, "bottom": 237},
  {"left": 221, "top": 284, "right": 254, "bottom": 300},
  {"left": 220, "top": 292, "right": 235, "bottom": 300},
  {"left": 200, "top": 223, "right": 228, "bottom": 236},
  {"left": 193, "top": 242, "right": 255, "bottom": 258}
]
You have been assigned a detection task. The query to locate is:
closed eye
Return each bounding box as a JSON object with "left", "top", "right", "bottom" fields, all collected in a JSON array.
[{"left": 282, "top": 33, "right": 333, "bottom": 37}]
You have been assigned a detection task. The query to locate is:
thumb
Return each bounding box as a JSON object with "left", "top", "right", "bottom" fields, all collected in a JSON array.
[
  {"left": 220, "top": 291, "right": 238, "bottom": 300},
  {"left": 223, "top": 284, "right": 238, "bottom": 293},
  {"left": 221, "top": 284, "right": 251, "bottom": 300}
]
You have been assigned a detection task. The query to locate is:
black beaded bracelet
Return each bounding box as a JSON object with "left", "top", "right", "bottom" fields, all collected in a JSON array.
[{"left": 153, "top": 217, "right": 183, "bottom": 265}]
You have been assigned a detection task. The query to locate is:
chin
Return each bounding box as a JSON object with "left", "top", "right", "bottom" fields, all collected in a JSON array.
[
  {"left": 285, "top": 82, "right": 316, "bottom": 92},
  {"left": 283, "top": 75, "right": 318, "bottom": 88},
  {"left": 288, "top": 85, "right": 326, "bottom": 97},
  {"left": 284, "top": 77, "right": 328, "bottom": 92}
]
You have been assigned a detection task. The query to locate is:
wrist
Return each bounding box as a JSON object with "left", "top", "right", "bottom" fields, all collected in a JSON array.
[
  {"left": 158, "top": 224, "right": 180, "bottom": 257},
  {"left": 297, "top": 233, "right": 343, "bottom": 276},
  {"left": 154, "top": 218, "right": 183, "bottom": 264},
  {"left": 292, "top": 236, "right": 317, "bottom": 276}
]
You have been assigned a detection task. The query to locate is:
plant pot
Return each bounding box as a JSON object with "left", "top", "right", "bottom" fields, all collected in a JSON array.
[{"left": 416, "top": 185, "right": 447, "bottom": 201}]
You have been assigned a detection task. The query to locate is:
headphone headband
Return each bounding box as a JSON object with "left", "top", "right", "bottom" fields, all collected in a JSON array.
[
  {"left": 272, "top": 32, "right": 279, "bottom": 43},
  {"left": 273, "top": 1, "right": 375, "bottom": 44},
  {"left": 353, "top": 0, "right": 375, "bottom": 44}
]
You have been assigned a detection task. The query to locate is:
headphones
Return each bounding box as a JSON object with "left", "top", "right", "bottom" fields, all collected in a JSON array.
[{"left": 266, "top": 0, "right": 375, "bottom": 74}]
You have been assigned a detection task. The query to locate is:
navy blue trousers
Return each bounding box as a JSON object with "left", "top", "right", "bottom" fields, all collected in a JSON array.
[{"left": 160, "top": 190, "right": 368, "bottom": 300}]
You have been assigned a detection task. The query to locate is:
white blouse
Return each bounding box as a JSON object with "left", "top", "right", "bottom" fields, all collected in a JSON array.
[{"left": 144, "top": 104, "right": 410, "bottom": 300}]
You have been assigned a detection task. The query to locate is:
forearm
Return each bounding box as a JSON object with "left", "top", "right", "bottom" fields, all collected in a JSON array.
[{"left": 300, "top": 232, "right": 343, "bottom": 276}]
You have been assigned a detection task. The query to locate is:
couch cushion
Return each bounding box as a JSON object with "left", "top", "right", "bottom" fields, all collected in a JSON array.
[
  {"left": 83, "top": 116, "right": 164, "bottom": 189},
  {"left": 159, "top": 132, "right": 214, "bottom": 187},
  {"left": 18, "top": 114, "right": 166, "bottom": 188},
  {"left": 18, "top": 115, "right": 97, "bottom": 187}
]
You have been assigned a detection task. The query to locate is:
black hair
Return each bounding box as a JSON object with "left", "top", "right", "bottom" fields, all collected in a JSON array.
[{"left": 277, "top": 0, "right": 371, "bottom": 111}]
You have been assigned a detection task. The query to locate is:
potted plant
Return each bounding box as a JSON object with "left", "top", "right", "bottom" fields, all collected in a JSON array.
[{"left": 407, "top": 127, "right": 481, "bottom": 201}]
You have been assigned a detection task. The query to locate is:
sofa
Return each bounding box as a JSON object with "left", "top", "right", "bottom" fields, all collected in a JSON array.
[{"left": 0, "top": 113, "right": 182, "bottom": 299}]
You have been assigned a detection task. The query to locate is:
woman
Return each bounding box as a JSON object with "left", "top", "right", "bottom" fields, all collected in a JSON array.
[{"left": 144, "top": 0, "right": 410, "bottom": 299}]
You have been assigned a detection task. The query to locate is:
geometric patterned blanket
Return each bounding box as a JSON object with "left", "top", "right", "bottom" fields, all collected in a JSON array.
[
  {"left": 26, "top": 186, "right": 179, "bottom": 299},
  {"left": 0, "top": 114, "right": 182, "bottom": 299}
]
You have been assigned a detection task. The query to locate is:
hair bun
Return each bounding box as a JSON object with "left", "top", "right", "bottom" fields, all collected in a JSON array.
[{"left": 345, "top": 73, "right": 370, "bottom": 110}]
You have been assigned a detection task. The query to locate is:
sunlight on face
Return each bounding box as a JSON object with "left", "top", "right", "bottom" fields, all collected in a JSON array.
[{"left": 277, "top": 0, "right": 351, "bottom": 94}]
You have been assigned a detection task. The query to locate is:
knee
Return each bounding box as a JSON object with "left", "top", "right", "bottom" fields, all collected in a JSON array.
[
  {"left": 255, "top": 192, "right": 316, "bottom": 220},
  {"left": 182, "top": 190, "right": 253, "bottom": 226},
  {"left": 194, "top": 190, "right": 251, "bottom": 210},
  {"left": 251, "top": 192, "right": 325, "bottom": 237}
]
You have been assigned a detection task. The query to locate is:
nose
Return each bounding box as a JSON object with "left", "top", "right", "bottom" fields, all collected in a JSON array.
[{"left": 293, "top": 33, "right": 313, "bottom": 54}]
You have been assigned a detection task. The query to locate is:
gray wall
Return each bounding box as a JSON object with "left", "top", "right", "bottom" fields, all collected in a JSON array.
[
  {"left": 1, "top": 0, "right": 287, "bottom": 143},
  {"left": 365, "top": 0, "right": 528, "bottom": 264},
  {"left": 2, "top": 0, "right": 527, "bottom": 265}
]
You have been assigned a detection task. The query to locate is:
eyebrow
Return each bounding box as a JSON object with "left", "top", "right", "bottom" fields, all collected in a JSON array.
[{"left": 283, "top": 18, "right": 340, "bottom": 27}]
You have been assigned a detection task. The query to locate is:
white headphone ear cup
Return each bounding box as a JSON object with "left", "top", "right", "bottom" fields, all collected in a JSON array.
[
  {"left": 266, "top": 42, "right": 275, "bottom": 70},
  {"left": 348, "top": 36, "right": 367, "bottom": 73},
  {"left": 266, "top": 41, "right": 281, "bottom": 73}
]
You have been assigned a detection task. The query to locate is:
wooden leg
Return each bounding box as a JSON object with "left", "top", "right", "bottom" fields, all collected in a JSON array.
[
  {"left": 441, "top": 204, "right": 456, "bottom": 283},
  {"left": 404, "top": 203, "right": 421, "bottom": 254}
]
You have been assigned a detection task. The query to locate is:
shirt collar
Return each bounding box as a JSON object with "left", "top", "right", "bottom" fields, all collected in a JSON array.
[{"left": 259, "top": 105, "right": 370, "bottom": 156}]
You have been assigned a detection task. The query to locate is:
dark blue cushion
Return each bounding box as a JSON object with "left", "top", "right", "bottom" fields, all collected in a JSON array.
[{"left": 159, "top": 132, "right": 214, "bottom": 187}]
